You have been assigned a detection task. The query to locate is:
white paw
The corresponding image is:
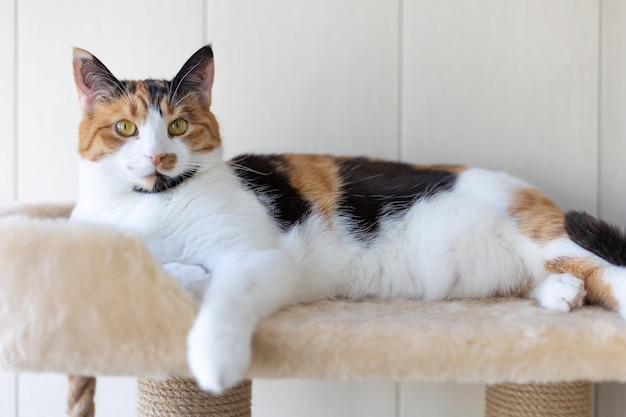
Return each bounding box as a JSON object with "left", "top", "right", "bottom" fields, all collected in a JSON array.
[
  {"left": 162, "top": 262, "right": 211, "bottom": 302},
  {"left": 530, "top": 273, "right": 586, "bottom": 312},
  {"left": 187, "top": 310, "right": 252, "bottom": 394}
]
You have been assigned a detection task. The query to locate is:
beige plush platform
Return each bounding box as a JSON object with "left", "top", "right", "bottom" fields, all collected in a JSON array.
[{"left": 1, "top": 203, "right": 626, "bottom": 386}]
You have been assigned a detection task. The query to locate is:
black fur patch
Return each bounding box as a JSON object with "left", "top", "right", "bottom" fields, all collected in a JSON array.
[
  {"left": 230, "top": 154, "right": 312, "bottom": 231},
  {"left": 564, "top": 211, "right": 626, "bottom": 266},
  {"left": 133, "top": 169, "right": 197, "bottom": 194},
  {"left": 145, "top": 80, "right": 170, "bottom": 111},
  {"left": 170, "top": 45, "right": 214, "bottom": 101},
  {"left": 336, "top": 158, "right": 457, "bottom": 238},
  {"left": 119, "top": 80, "right": 137, "bottom": 96},
  {"left": 231, "top": 154, "right": 457, "bottom": 238}
]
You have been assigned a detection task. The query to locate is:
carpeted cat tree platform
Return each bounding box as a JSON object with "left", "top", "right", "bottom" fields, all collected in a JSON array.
[{"left": 1, "top": 204, "right": 626, "bottom": 417}]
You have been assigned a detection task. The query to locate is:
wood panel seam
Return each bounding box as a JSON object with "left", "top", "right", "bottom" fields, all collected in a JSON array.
[
  {"left": 12, "top": 0, "right": 18, "bottom": 203},
  {"left": 597, "top": 0, "right": 604, "bottom": 219},
  {"left": 397, "top": 0, "right": 404, "bottom": 163}
]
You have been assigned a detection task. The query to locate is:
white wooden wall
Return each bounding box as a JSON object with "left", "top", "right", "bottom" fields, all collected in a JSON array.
[{"left": 1, "top": 0, "right": 625, "bottom": 416}]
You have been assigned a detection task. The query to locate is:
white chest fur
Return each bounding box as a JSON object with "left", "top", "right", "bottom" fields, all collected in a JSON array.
[{"left": 71, "top": 158, "right": 281, "bottom": 270}]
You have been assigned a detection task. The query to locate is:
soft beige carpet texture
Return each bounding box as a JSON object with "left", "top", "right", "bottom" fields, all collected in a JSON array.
[{"left": 1, "top": 203, "right": 626, "bottom": 383}]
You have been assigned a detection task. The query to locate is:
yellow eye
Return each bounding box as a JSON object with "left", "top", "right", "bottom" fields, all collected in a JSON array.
[
  {"left": 168, "top": 118, "right": 188, "bottom": 136},
  {"left": 115, "top": 120, "right": 137, "bottom": 137}
]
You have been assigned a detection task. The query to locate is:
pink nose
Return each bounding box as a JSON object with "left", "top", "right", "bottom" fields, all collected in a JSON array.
[{"left": 151, "top": 154, "right": 166, "bottom": 165}]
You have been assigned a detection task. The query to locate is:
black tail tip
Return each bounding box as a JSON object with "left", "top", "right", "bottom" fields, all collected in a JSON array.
[{"left": 565, "top": 210, "right": 626, "bottom": 267}]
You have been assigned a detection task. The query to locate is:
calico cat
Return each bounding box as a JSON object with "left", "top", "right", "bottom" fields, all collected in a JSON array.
[{"left": 70, "top": 45, "right": 626, "bottom": 393}]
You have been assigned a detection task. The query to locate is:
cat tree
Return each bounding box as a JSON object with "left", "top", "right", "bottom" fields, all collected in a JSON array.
[{"left": 1, "top": 203, "right": 626, "bottom": 417}]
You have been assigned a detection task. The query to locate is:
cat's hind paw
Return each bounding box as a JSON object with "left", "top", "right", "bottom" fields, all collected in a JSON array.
[
  {"left": 186, "top": 310, "right": 252, "bottom": 394},
  {"left": 529, "top": 273, "right": 586, "bottom": 312}
]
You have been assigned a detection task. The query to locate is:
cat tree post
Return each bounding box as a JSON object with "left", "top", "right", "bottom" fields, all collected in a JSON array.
[
  {"left": 486, "top": 381, "right": 592, "bottom": 417},
  {"left": 67, "top": 376, "right": 97, "bottom": 417},
  {"left": 136, "top": 378, "right": 251, "bottom": 417}
]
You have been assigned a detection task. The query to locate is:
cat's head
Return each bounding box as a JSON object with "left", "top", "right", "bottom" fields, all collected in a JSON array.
[{"left": 72, "top": 45, "right": 221, "bottom": 193}]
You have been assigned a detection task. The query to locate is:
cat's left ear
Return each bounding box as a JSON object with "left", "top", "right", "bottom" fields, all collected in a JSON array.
[
  {"left": 72, "top": 48, "right": 124, "bottom": 114},
  {"left": 171, "top": 45, "right": 214, "bottom": 106}
]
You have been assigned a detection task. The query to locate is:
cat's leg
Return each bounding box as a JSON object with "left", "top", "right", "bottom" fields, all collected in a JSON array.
[
  {"left": 593, "top": 265, "right": 626, "bottom": 318},
  {"left": 507, "top": 187, "right": 625, "bottom": 315},
  {"left": 541, "top": 237, "right": 626, "bottom": 317},
  {"left": 186, "top": 249, "right": 301, "bottom": 393},
  {"left": 162, "top": 262, "right": 211, "bottom": 303},
  {"left": 527, "top": 273, "right": 586, "bottom": 312}
]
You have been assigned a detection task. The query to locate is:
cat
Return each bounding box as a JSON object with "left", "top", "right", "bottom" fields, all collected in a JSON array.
[{"left": 70, "top": 44, "right": 626, "bottom": 393}]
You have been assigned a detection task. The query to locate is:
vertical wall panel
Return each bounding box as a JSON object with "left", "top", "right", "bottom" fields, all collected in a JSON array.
[
  {"left": 208, "top": 0, "right": 400, "bottom": 159},
  {"left": 96, "top": 377, "right": 138, "bottom": 417},
  {"left": 209, "top": 3, "right": 400, "bottom": 417},
  {"left": 18, "top": 374, "right": 67, "bottom": 417},
  {"left": 17, "top": 0, "right": 205, "bottom": 202},
  {"left": 0, "top": 373, "right": 16, "bottom": 417},
  {"left": 597, "top": 383, "right": 626, "bottom": 417},
  {"left": 19, "top": 376, "right": 137, "bottom": 417},
  {"left": 402, "top": 0, "right": 599, "bottom": 211},
  {"left": 0, "top": 0, "right": 17, "bottom": 414},
  {"left": 0, "top": 0, "right": 16, "bottom": 204},
  {"left": 252, "top": 380, "right": 396, "bottom": 417},
  {"left": 600, "top": 0, "right": 626, "bottom": 224},
  {"left": 401, "top": 382, "right": 484, "bottom": 417},
  {"left": 599, "top": 1, "right": 626, "bottom": 415}
]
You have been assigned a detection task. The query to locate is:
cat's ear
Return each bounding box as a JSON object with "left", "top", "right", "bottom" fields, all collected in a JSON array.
[
  {"left": 171, "top": 45, "right": 214, "bottom": 105},
  {"left": 72, "top": 48, "right": 123, "bottom": 114}
]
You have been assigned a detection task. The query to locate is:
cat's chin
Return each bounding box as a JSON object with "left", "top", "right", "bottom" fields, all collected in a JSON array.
[
  {"left": 133, "top": 169, "right": 198, "bottom": 194},
  {"left": 136, "top": 174, "right": 157, "bottom": 190}
]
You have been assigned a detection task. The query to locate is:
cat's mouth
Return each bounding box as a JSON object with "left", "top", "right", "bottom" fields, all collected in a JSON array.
[{"left": 133, "top": 169, "right": 197, "bottom": 194}]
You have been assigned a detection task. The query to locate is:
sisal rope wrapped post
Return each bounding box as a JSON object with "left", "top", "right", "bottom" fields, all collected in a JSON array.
[
  {"left": 67, "top": 375, "right": 96, "bottom": 417},
  {"left": 137, "top": 377, "right": 251, "bottom": 417},
  {"left": 485, "top": 381, "right": 592, "bottom": 417}
]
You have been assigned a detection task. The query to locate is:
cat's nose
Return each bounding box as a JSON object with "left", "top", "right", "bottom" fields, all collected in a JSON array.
[{"left": 150, "top": 154, "right": 166, "bottom": 166}]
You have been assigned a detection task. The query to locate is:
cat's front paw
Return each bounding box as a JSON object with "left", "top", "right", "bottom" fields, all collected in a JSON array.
[
  {"left": 186, "top": 310, "right": 252, "bottom": 394},
  {"left": 530, "top": 273, "right": 586, "bottom": 312}
]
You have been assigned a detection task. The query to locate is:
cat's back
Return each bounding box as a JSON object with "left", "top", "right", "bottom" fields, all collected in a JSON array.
[{"left": 229, "top": 153, "right": 529, "bottom": 235}]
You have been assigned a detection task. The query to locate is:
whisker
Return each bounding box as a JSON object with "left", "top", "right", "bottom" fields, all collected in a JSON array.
[{"left": 174, "top": 91, "right": 203, "bottom": 107}]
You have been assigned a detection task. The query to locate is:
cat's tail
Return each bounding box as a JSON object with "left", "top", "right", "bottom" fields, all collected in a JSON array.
[{"left": 564, "top": 210, "right": 626, "bottom": 266}]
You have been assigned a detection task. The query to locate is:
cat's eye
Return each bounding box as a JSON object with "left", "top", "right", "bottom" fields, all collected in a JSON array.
[
  {"left": 168, "top": 118, "right": 188, "bottom": 136},
  {"left": 115, "top": 120, "right": 137, "bottom": 137}
]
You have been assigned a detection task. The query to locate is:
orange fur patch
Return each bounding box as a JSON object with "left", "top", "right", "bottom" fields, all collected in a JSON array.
[
  {"left": 508, "top": 188, "right": 566, "bottom": 245},
  {"left": 497, "top": 281, "right": 535, "bottom": 298},
  {"left": 421, "top": 164, "right": 467, "bottom": 174},
  {"left": 158, "top": 154, "right": 178, "bottom": 172},
  {"left": 282, "top": 154, "right": 341, "bottom": 219},
  {"left": 545, "top": 257, "right": 619, "bottom": 310},
  {"left": 182, "top": 111, "right": 221, "bottom": 153},
  {"left": 78, "top": 99, "right": 142, "bottom": 161},
  {"left": 165, "top": 90, "right": 220, "bottom": 153},
  {"left": 133, "top": 82, "right": 151, "bottom": 115}
]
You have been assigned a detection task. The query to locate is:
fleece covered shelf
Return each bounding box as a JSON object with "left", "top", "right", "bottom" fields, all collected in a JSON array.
[{"left": 0, "top": 203, "right": 625, "bottom": 385}]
